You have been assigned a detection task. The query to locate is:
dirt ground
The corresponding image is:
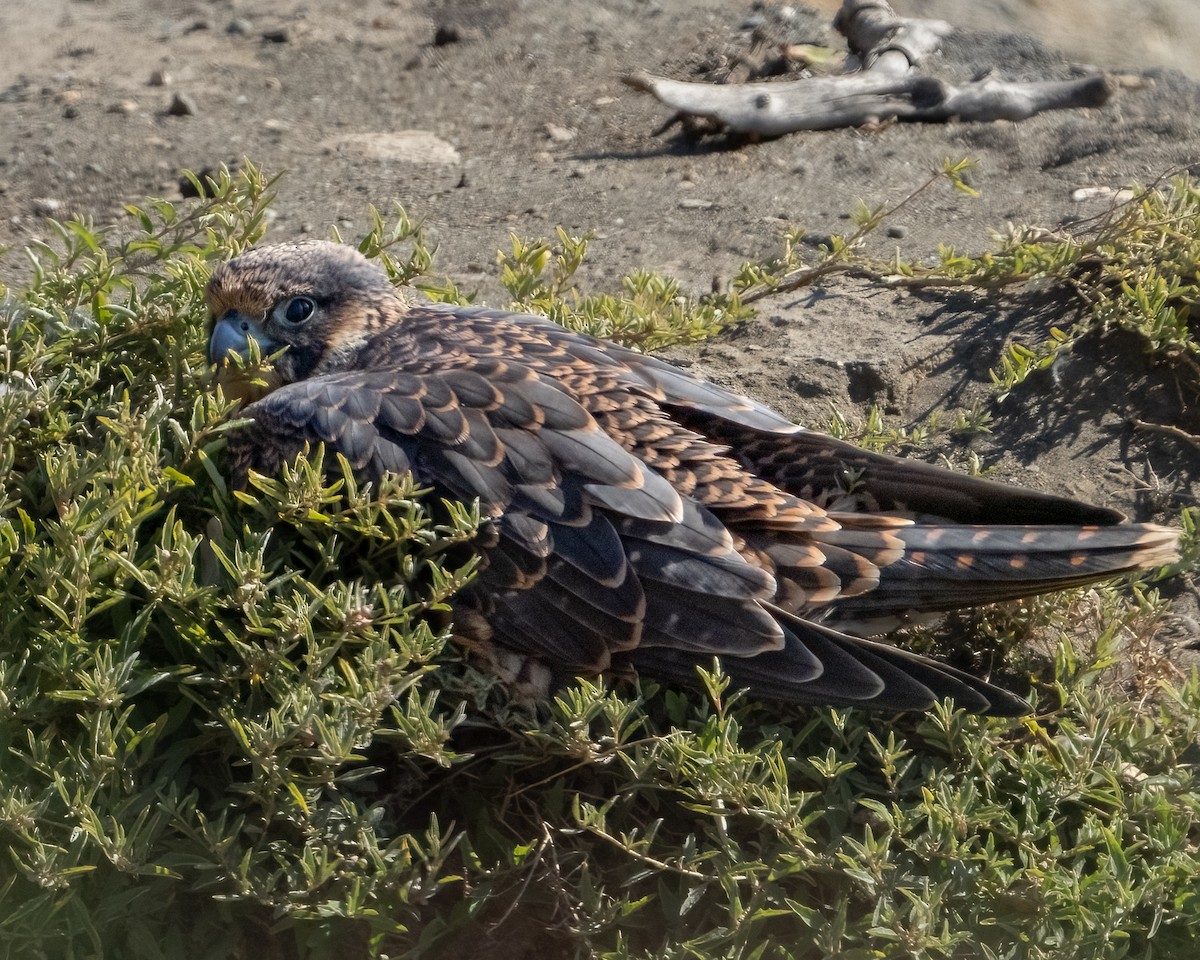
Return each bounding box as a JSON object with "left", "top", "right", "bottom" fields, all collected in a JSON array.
[{"left": 2, "top": 0, "right": 1198, "bottom": 649}]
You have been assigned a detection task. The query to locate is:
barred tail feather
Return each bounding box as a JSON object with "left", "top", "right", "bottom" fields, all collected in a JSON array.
[{"left": 825, "top": 522, "right": 1179, "bottom": 625}]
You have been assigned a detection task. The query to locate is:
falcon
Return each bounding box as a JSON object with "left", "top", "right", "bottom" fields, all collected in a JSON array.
[{"left": 206, "top": 239, "right": 1179, "bottom": 715}]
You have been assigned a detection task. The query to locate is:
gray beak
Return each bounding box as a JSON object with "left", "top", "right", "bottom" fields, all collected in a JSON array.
[{"left": 208, "top": 311, "right": 281, "bottom": 365}]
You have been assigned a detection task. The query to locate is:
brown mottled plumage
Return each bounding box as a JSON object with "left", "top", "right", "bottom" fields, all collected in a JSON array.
[{"left": 205, "top": 240, "right": 1180, "bottom": 714}]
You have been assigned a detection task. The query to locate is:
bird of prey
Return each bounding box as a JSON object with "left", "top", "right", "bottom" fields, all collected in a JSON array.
[{"left": 206, "top": 240, "right": 1179, "bottom": 715}]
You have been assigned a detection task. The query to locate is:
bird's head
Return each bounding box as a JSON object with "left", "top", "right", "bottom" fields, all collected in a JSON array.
[{"left": 206, "top": 239, "right": 399, "bottom": 403}]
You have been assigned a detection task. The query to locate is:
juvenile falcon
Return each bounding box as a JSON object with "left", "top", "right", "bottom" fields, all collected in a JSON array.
[{"left": 206, "top": 239, "right": 1179, "bottom": 715}]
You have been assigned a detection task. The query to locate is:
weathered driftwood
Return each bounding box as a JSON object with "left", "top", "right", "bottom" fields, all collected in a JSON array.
[{"left": 623, "top": 0, "right": 1115, "bottom": 137}]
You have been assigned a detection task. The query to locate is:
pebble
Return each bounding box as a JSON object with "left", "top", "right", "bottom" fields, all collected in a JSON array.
[
  {"left": 262, "top": 26, "right": 291, "bottom": 44},
  {"left": 678, "top": 198, "right": 715, "bottom": 210},
  {"left": 227, "top": 19, "right": 253, "bottom": 36},
  {"left": 108, "top": 100, "right": 138, "bottom": 115},
  {"left": 1072, "top": 185, "right": 1135, "bottom": 203},
  {"left": 886, "top": 225, "right": 908, "bottom": 239},
  {"left": 544, "top": 122, "right": 576, "bottom": 144},
  {"left": 62, "top": 105, "right": 80, "bottom": 119},
  {"left": 148, "top": 69, "right": 171, "bottom": 87},
  {"left": 167, "top": 92, "right": 198, "bottom": 116},
  {"left": 321, "top": 130, "right": 461, "bottom": 167},
  {"left": 32, "top": 198, "right": 62, "bottom": 216},
  {"left": 433, "top": 24, "right": 462, "bottom": 46}
]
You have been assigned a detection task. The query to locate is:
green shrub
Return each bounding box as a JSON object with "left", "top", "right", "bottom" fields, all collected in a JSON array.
[{"left": 0, "top": 166, "right": 1197, "bottom": 960}]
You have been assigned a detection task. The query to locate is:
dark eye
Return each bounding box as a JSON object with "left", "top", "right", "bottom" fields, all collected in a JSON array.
[{"left": 283, "top": 296, "right": 315, "bottom": 324}]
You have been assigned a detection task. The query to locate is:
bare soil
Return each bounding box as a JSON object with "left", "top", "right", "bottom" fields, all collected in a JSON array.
[{"left": 2, "top": 0, "right": 1198, "bottom": 651}]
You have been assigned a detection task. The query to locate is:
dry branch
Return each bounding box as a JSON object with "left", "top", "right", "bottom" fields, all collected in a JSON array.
[{"left": 624, "top": 0, "right": 1115, "bottom": 137}]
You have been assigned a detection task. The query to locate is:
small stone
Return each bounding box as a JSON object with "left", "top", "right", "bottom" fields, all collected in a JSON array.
[
  {"left": 148, "top": 69, "right": 170, "bottom": 87},
  {"left": 544, "top": 122, "right": 576, "bottom": 144},
  {"left": 678, "top": 198, "right": 715, "bottom": 210},
  {"left": 886, "top": 225, "right": 908, "bottom": 239},
  {"left": 62, "top": 105, "right": 80, "bottom": 119},
  {"left": 108, "top": 100, "right": 138, "bottom": 115},
  {"left": 1071, "top": 185, "right": 1135, "bottom": 204},
  {"left": 59, "top": 89, "right": 83, "bottom": 105},
  {"left": 593, "top": 96, "right": 616, "bottom": 106},
  {"left": 264, "top": 76, "right": 283, "bottom": 92},
  {"left": 322, "top": 130, "right": 462, "bottom": 167},
  {"left": 0, "top": 79, "right": 31, "bottom": 104},
  {"left": 227, "top": 18, "right": 253, "bottom": 36},
  {"left": 261, "top": 26, "right": 290, "bottom": 43},
  {"left": 263, "top": 118, "right": 290, "bottom": 133},
  {"left": 167, "top": 92, "right": 198, "bottom": 116},
  {"left": 433, "top": 24, "right": 462, "bottom": 46},
  {"left": 32, "top": 198, "right": 62, "bottom": 216}
]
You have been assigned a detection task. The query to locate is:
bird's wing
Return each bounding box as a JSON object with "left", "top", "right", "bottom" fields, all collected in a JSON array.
[
  {"left": 226, "top": 358, "right": 792, "bottom": 674},
  {"left": 602, "top": 345, "right": 1133, "bottom": 526},
  {"left": 678, "top": 415, "right": 1132, "bottom": 526},
  {"left": 414, "top": 305, "right": 1127, "bottom": 526}
]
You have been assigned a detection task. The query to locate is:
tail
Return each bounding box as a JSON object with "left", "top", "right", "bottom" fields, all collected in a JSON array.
[
  {"left": 622, "top": 521, "right": 1178, "bottom": 715},
  {"left": 627, "top": 609, "right": 1032, "bottom": 715},
  {"left": 822, "top": 521, "right": 1179, "bottom": 631}
]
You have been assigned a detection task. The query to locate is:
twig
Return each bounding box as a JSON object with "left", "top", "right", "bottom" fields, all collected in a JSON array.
[
  {"left": 582, "top": 822, "right": 710, "bottom": 881},
  {"left": 626, "top": 0, "right": 1114, "bottom": 138},
  {"left": 1133, "top": 419, "right": 1200, "bottom": 452}
]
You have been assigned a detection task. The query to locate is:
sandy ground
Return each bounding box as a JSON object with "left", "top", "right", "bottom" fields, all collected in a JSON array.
[{"left": 2, "top": 0, "right": 1197, "bottom": 650}]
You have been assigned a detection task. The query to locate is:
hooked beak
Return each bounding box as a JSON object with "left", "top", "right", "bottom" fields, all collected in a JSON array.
[{"left": 208, "top": 311, "right": 282, "bottom": 366}]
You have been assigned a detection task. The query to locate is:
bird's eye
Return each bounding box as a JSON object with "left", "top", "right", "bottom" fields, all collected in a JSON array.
[{"left": 283, "top": 296, "right": 316, "bottom": 324}]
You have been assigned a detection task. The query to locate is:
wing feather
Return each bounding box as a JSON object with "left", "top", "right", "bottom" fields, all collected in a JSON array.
[{"left": 232, "top": 361, "right": 752, "bottom": 673}]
